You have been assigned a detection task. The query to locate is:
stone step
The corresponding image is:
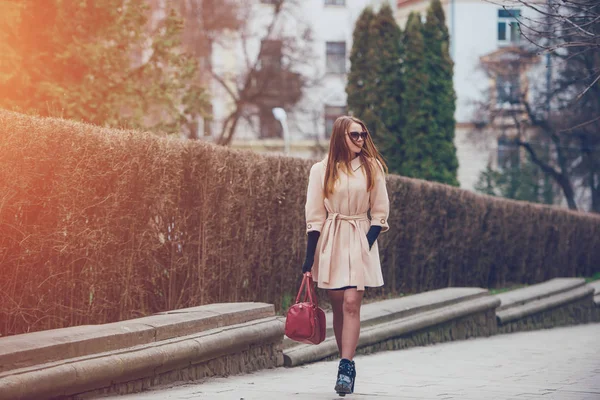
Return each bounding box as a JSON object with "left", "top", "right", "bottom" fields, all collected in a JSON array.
[
  {"left": 587, "top": 280, "right": 600, "bottom": 306},
  {"left": 495, "top": 278, "right": 586, "bottom": 311},
  {"left": 496, "top": 285, "right": 594, "bottom": 325},
  {"left": 0, "top": 302, "right": 274, "bottom": 374},
  {"left": 0, "top": 316, "right": 283, "bottom": 400},
  {"left": 283, "top": 294, "right": 500, "bottom": 367},
  {"left": 280, "top": 287, "right": 489, "bottom": 350}
]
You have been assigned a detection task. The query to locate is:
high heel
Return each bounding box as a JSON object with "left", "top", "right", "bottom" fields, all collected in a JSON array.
[
  {"left": 334, "top": 358, "right": 356, "bottom": 396},
  {"left": 351, "top": 360, "right": 356, "bottom": 393}
]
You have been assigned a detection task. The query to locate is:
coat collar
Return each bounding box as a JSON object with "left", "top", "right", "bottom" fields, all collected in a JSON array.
[{"left": 322, "top": 156, "right": 364, "bottom": 172}]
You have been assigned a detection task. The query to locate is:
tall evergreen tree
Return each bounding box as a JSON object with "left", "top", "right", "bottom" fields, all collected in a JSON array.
[
  {"left": 347, "top": 5, "right": 403, "bottom": 174},
  {"left": 365, "top": 4, "right": 404, "bottom": 173},
  {"left": 400, "top": 12, "right": 430, "bottom": 179},
  {"left": 422, "top": 0, "right": 459, "bottom": 186},
  {"left": 348, "top": 2, "right": 459, "bottom": 183},
  {"left": 347, "top": 7, "right": 376, "bottom": 132}
]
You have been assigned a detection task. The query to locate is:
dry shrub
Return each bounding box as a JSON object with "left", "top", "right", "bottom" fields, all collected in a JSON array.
[{"left": 0, "top": 110, "right": 599, "bottom": 336}]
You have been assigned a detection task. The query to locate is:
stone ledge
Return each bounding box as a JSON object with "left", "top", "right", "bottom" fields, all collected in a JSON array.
[
  {"left": 495, "top": 278, "right": 586, "bottom": 311},
  {"left": 496, "top": 285, "right": 594, "bottom": 325},
  {"left": 77, "top": 342, "right": 282, "bottom": 399},
  {"left": 588, "top": 281, "right": 600, "bottom": 307},
  {"left": 0, "top": 302, "right": 273, "bottom": 374},
  {"left": 0, "top": 317, "right": 284, "bottom": 400},
  {"left": 589, "top": 280, "right": 600, "bottom": 293},
  {"left": 333, "top": 308, "right": 498, "bottom": 361},
  {"left": 281, "top": 287, "right": 488, "bottom": 350},
  {"left": 283, "top": 295, "right": 500, "bottom": 367},
  {"left": 496, "top": 296, "right": 596, "bottom": 334}
]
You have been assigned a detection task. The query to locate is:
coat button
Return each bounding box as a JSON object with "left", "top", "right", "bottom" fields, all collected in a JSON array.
[
  {"left": 380, "top": 219, "right": 385, "bottom": 224},
  {"left": 307, "top": 224, "right": 312, "bottom": 229}
]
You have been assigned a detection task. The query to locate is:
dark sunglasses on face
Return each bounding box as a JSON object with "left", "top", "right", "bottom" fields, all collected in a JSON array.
[{"left": 348, "top": 131, "right": 368, "bottom": 141}]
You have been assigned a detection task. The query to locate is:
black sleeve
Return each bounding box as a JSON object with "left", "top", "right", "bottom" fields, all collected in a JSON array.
[
  {"left": 302, "top": 231, "right": 320, "bottom": 273},
  {"left": 366, "top": 226, "right": 382, "bottom": 250}
]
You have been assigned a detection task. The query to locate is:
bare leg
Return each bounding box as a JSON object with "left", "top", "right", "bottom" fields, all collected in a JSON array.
[
  {"left": 328, "top": 290, "right": 345, "bottom": 357},
  {"left": 341, "top": 288, "right": 364, "bottom": 360}
]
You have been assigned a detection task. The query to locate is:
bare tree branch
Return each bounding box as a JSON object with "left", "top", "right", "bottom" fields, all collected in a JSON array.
[
  {"left": 210, "top": 70, "right": 239, "bottom": 102},
  {"left": 208, "top": 0, "right": 315, "bottom": 146},
  {"left": 560, "top": 115, "right": 600, "bottom": 133}
]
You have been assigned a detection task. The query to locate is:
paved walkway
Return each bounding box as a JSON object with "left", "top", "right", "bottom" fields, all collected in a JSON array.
[{"left": 105, "top": 324, "right": 600, "bottom": 400}]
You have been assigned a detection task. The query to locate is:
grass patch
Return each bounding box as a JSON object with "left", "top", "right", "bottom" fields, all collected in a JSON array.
[
  {"left": 488, "top": 284, "right": 528, "bottom": 295},
  {"left": 279, "top": 292, "right": 295, "bottom": 315},
  {"left": 584, "top": 272, "right": 600, "bottom": 283}
]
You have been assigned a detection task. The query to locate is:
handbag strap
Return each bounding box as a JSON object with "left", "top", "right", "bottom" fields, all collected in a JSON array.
[
  {"left": 295, "top": 274, "right": 308, "bottom": 303},
  {"left": 295, "top": 273, "right": 318, "bottom": 307}
]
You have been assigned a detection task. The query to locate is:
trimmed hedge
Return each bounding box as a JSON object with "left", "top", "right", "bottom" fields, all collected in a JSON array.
[{"left": 1, "top": 110, "right": 599, "bottom": 336}]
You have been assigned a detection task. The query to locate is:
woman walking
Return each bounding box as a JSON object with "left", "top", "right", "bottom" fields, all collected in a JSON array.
[{"left": 302, "top": 115, "right": 390, "bottom": 396}]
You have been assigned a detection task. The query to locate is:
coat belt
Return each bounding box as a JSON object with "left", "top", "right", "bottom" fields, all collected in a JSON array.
[{"left": 319, "top": 212, "right": 370, "bottom": 291}]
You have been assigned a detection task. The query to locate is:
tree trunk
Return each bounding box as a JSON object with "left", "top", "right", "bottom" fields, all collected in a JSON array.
[
  {"left": 557, "top": 174, "right": 578, "bottom": 210},
  {"left": 581, "top": 136, "right": 600, "bottom": 213},
  {"left": 518, "top": 139, "right": 578, "bottom": 210},
  {"left": 591, "top": 173, "right": 600, "bottom": 213},
  {"left": 216, "top": 109, "right": 242, "bottom": 146}
]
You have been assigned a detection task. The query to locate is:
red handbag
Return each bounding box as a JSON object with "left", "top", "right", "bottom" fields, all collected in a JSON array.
[{"left": 285, "top": 272, "right": 326, "bottom": 345}]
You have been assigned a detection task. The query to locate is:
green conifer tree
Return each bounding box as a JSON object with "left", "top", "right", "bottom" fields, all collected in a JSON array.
[
  {"left": 347, "top": 5, "right": 404, "bottom": 174},
  {"left": 422, "top": 0, "right": 459, "bottom": 186},
  {"left": 365, "top": 4, "right": 404, "bottom": 173},
  {"left": 400, "top": 12, "right": 430, "bottom": 179},
  {"left": 347, "top": 7, "right": 376, "bottom": 131}
]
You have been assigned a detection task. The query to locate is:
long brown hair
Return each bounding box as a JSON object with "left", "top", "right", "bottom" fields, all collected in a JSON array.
[{"left": 323, "top": 116, "right": 388, "bottom": 197}]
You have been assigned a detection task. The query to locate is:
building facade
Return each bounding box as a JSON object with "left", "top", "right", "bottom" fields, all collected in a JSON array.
[
  {"left": 395, "top": 0, "right": 545, "bottom": 191},
  {"left": 210, "top": 0, "right": 396, "bottom": 159},
  {"left": 208, "top": 0, "right": 548, "bottom": 193}
]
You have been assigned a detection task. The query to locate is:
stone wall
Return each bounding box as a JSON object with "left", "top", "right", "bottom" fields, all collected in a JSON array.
[
  {"left": 0, "top": 304, "right": 283, "bottom": 400},
  {"left": 497, "top": 294, "right": 597, "bottom": 334},
  {"left": 75, "top": 342, "right": 283, "bottom": 399},
  {"left": 320, "top": 308, "right": 497, "bottom": 362}
]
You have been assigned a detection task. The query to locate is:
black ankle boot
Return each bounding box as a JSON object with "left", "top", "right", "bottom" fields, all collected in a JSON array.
[{"left": 334, "top": 358, "right": 356, "bottom": 396}]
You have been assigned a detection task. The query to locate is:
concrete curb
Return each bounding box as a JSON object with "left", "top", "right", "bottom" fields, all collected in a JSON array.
[
  {"left": 496, "top": 285, "right": 594, "bottom": 325},
  {"left": 283, "top": 296, "right": 500, "bottom": 367},
  {"left": 0, "top": 302, "right": 274, "bottom": 374},
  {"left": 588, "top": 281, "right": 600, "bottom": 307},
  {"left": 495, "top": 278, "right": 586, "bottom": 311},
  {"left": 0, "top": 317, "right": 284, "bottom": 400},
  {"left": 281, "top": 288, "right": 488, "bottom": 350}
]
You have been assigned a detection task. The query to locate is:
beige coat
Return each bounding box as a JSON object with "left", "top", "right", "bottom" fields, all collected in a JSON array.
[{"left": 305, "top": 156, "right": 390, "bottom": 291}]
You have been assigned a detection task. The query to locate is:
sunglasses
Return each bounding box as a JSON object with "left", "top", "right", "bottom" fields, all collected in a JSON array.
[{"left": 348, "top": 131, "right": 368, "bottom": 141}]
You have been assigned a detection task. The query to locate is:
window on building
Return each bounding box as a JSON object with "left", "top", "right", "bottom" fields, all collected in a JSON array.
[
  {"left": 497, "top": 135, "right": 520, "bottom": 169},
  {"left": 326, "top": 42, "right": 346, "bottom": 74},
  {"left": 325, "top": 0, "right": 345, "bottom": 5},
  {"left": 324, "top": 105, "right": 347, "bottom": 138},
  {"left": 259, "top": 109, "right": 283, "bottom": 139},
  {"left": 496, "top": 74, "right": 521, "bottom": 105},
  {"left": 259, "top": 39, "right": 282, "bottom": 70},
  {"left": 498, "top": 9, "right": 521, "bottom": 44}
]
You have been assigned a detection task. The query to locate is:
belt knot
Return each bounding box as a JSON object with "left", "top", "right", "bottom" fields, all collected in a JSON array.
[{"left": 319, "top": 212, "right": 370, "bottom": 290}]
